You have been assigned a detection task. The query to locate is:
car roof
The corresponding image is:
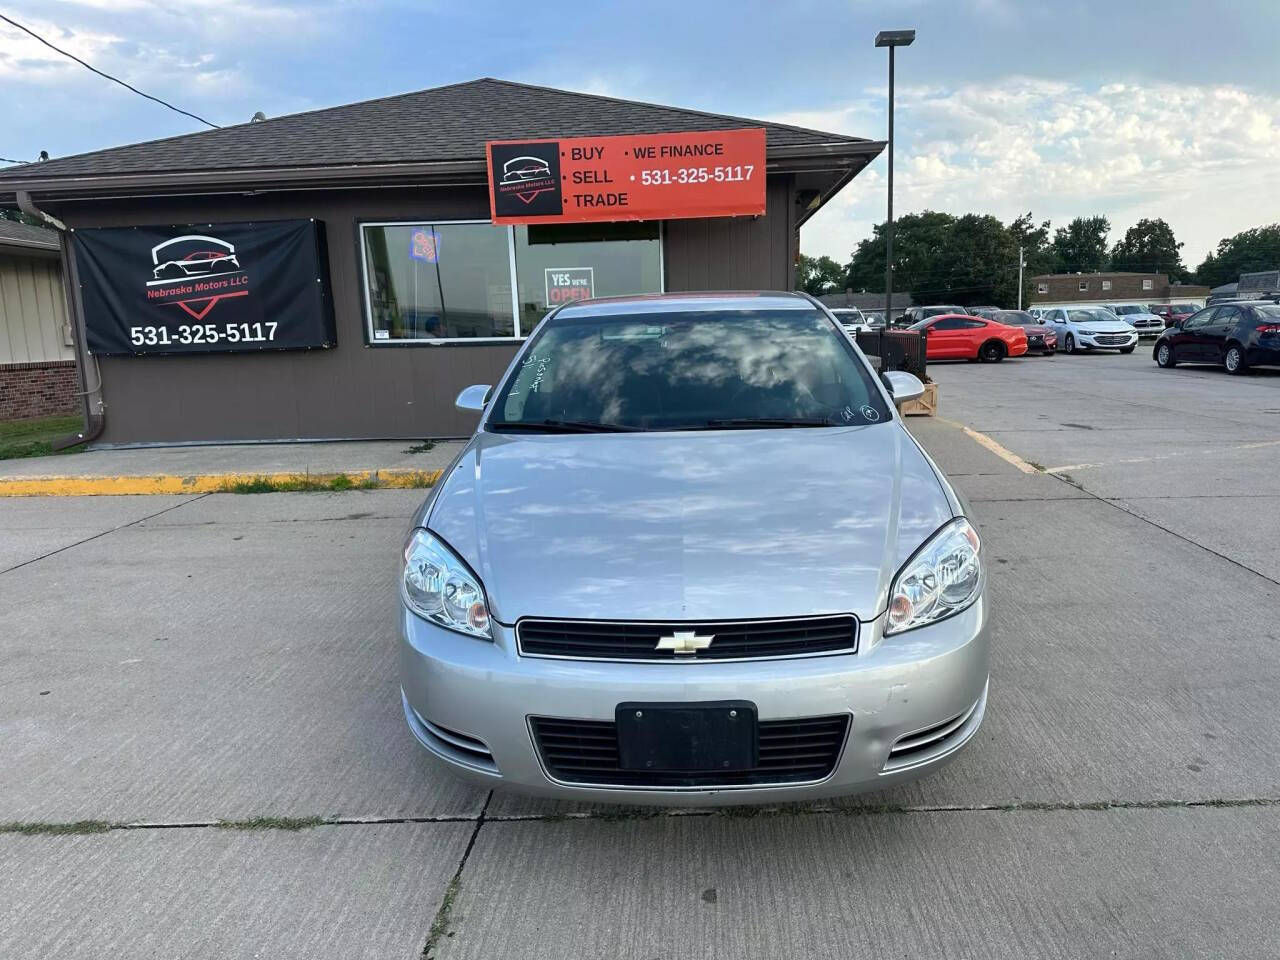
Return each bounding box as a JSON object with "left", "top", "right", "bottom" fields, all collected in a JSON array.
[{"left": 553, "top": 291, "right": 817, "bottom": 317}]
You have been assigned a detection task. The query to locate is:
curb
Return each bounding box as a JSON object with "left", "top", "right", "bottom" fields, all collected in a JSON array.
[{"left": 0, "top": 468, "right": 443, "bottom": 498}]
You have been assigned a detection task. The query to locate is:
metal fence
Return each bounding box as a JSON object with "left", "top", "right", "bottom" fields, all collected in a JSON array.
[{"left": 856, "top": 330, "right": 927, "bottom": 378}]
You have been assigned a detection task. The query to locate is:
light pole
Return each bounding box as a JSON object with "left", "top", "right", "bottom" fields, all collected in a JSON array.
[{"left": 875, "top": 29, "right": 914, "bottom": 369}]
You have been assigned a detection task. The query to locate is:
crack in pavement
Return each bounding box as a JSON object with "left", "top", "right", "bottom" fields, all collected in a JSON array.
[
  {"left": 0, "top": 494, "right": 211, "bottom": 577},
  {"left": 1049, "top": 473, "right": 1280, "bottom": 588},
  {"left": 422, "top": 791, "right": 491, "bottom": 959},
  {"left": 5, "top": 796, "right": 1278, "bottom": 837}
]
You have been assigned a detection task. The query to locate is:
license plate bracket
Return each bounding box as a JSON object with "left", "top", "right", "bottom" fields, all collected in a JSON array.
[{"left": 616, "top": 701, "right": 758, "bottom": 772}]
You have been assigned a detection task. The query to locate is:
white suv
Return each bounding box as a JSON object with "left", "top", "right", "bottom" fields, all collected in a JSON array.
[
  {"left": 1040, "top": 307, "right": 1139, "bottom": 354},
  {"left": 1107, "top": 304, "right": 1165, "bottom": 339}
]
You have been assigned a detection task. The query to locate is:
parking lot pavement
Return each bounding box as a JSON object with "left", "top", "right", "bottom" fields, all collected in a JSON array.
[
  {"left": 0, "top": 822, "right": 473, "bottom": 960},
  {"left": 0, "top": 438, "right": 465, "bottom": 480},
  {"left": 924, "top": 350, "right": 1280, "bottom": 581},
  {"left": 2, "top": 361, "right": 1279, "bottom": 958},
  {"left": 440, "top": 808, "right": 1280, "bottom": 960},
  {"left": 0, "top": 494, "right": 197, "bottom": 570}
]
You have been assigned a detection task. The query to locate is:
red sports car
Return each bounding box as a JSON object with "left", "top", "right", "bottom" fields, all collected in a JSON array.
[{"left": 910, "top": 313, "right": 1029, "bottom": 362}]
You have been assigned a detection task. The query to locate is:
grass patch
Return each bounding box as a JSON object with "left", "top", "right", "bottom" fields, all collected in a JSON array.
[
  {"left": 222, "top": 471, "right": 432, "bottom": 494},
  {"left": 214, "top": 815, "right": 328, "bottom": 831},
  {"left": 404, "top": 440, "right": 437, "bottom": 454},
  {"left": 223, "top": 473, "right": 366, "bottom": 494},
  {"left": 423, "top": 875, "right": 462, "bottom": 958},
  {"left": 0, "top": 415, "right": 85, "bottom": 460},
  {"left": 1, "top": 820, "right": 113, "bottom": 836}
]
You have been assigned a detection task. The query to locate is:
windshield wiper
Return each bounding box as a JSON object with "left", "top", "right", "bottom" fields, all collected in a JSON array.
[
  {"left": 489, "top": 419, "right": 647, "bottom": 434},
  {"left": 695, "top": 417, "right": 837, "bottom": 429}
]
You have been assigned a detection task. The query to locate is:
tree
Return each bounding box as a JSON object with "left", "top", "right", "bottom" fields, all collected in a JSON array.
[
  {"left": 844, "top": 210, "right": 1024, "bottom": 307},
  {"left": 1193, "top": 224, "right": 1280, "bottom": 288},
  {"left": 0, "top": 208, "right": 44, "bottom": 227},
  {"left": 1050, "top": 215, "right": 1111, "bottom": 273},
  {"left": 1008, "top": 212, "right": 1055, "bottom": 306},
  {"left": 1111, "top": 218, "right": 1186, "bottom": 280},
  {"left": 794, "top": 253, "right": 845, "bottom": 296}
]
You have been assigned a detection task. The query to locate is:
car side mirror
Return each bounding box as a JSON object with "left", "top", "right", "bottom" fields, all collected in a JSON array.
[
  {"left": 883, "top": 371, "right": 925, "bottom": 407},
  {"left": 455, "top": 384, "right": 491, "bottom": 414}
]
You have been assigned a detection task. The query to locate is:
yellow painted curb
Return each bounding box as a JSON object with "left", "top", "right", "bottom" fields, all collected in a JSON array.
[{"left": 0, "top": 468, "right": 442, "bottom": 498}]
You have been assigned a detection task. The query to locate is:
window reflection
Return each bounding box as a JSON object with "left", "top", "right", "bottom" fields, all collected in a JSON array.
[
  {"left": 363, "top": 223, "right": 514, "bottom": 340},
  {"left": 496, "top": 311, "right": 889, "bottom": 429},
  {"left": 513, "top": 222, "right": 661, "bottom": 334}
]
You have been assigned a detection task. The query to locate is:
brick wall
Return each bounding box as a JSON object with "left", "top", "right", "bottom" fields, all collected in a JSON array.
[
  {"left": 1029, "top": 273, "right": 1211, "bottom": 304},
  {"left": 0, "top": 360, "right": 80, "bottom": 420}
]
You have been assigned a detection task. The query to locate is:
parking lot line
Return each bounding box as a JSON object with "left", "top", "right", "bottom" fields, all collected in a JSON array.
[
  {"left": 1046, "top": 437, "right": 1280, "bottom": 474},
  {"left": 935, "top": 417, "right": 1040, "bottom": 474}
]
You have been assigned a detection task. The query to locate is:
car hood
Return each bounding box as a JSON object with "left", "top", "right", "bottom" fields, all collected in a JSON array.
[
  {"left": 1072, "top": 319, "right": 1136, "bottom": 332},
  {"left": 423, "top": 425, "right": 955, "bottom": 624}
]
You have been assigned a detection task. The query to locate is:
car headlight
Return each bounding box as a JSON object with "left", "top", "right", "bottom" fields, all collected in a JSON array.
[
  {"left": 885, "top": 518, "right": 982, "bottom": 636},
  {"left": 401, "top": 528, "right": 492, "bottom": 639}
]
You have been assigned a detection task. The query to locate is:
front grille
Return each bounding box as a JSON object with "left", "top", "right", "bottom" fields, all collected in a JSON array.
[
  {"left": 517, "top": 615, "right": 857, "bottom": 661},
  {"left": 1092, "top": 334, "right": 1131, "bottom": 345},
  {"left": 531, "top": 714, "right": 849, "bottom": 787}
]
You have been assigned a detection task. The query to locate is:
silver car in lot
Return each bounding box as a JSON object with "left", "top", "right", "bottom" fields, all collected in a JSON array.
[{"left": 399, "top": 292, "right": 989, "bottom": 805}]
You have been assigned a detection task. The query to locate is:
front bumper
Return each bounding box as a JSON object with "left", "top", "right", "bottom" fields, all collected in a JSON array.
[
  {"left": 399, "top": 597, "right": 990, "bottom": 805},
  {"left": 1078, "top": 332, "right": 1138, "bottom": 350}
]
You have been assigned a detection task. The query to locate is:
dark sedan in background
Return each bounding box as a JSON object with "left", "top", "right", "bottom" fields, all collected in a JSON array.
[
  {"left": 1154, "top": 301, "right": 1280, "bottom": 374},
  {"left": 992, "top": 310, "right": 1057, "bottom": 355}
]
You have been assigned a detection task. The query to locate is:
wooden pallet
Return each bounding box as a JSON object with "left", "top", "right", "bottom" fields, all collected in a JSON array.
[{"left": 900, "top": 382, "right": 938, "bottom": 417}]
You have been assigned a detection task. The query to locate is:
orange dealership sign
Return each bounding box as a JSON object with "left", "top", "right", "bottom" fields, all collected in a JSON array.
[{"left": 486, "top": 128, "right": 766, "bottom": 225}]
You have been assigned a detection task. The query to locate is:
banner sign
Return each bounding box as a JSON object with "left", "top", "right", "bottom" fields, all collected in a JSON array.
[
  {"left": 72, "top": 219, "right": 335, "bottom": 356},
  {"left": 487, "top": 127, "right": 766, "bottom": 225},
  {"left": 545, "top": 267, "right": 594, "bottom": 306}
]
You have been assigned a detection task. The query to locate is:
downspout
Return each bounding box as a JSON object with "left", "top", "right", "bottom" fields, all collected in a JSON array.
[{"left": 18, "top": 190, "right": 105, "bottom": 449}]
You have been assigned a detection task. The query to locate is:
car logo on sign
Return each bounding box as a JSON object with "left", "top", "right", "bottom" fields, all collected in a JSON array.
[{"left": 655, "top": 630, "right": 715, "bottom": 654}]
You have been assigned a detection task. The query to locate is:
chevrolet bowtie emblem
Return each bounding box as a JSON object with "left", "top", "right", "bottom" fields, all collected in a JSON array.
[{"left": 655, "top": 630, "right": 715, "bottom": 654}]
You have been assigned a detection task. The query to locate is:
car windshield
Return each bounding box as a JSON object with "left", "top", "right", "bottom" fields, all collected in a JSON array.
[
  {"left": 1171, "top": 303, "right": 1198, "bottom": 312},
  {"left": 1255, "top": 305, "right": 1280, "bottom": 321},
  {"left": 1113, "top": 305, "right": 1142, "bottom": 314},
  {"left": 995, "top": 311, "right": 1036, "bottom": 325},
  {"left": 490, "top": 308, "right": 889, "bottom": 432},
  {"left": 1068, "top": 309, "right": 1113, "bottom": 324}
]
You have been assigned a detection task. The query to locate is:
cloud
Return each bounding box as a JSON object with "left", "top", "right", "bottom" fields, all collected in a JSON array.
[{"left": 784, "top": 78, "right": 1280, "bottom": 268}]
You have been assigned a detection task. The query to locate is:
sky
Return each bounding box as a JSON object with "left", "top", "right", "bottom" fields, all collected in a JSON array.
[{"left": 3, "top": 0, "right": 1279, "bottom": 270}]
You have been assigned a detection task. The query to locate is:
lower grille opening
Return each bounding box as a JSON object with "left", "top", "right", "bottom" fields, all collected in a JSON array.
[
  {"left": 883, "top": 695, "right": 982, "bottom": 771},
  {"left": 531, "top": 714, "right": 848, "bottom": 788},
  {"left": 416, "top": 713, "right": 499, "bottom": 774}
]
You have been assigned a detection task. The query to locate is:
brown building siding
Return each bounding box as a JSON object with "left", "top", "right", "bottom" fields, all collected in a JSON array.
[
  {"left": 1029, "top": 272, "right": 1209, "bottom": 304},
  {"left": 58, "top": 175, "right": 798, "bottom": 445}
]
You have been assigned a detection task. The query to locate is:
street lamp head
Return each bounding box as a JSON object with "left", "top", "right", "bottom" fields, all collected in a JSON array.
[{"left": 874, "top": 29, "right": 916, "bottom": 47}]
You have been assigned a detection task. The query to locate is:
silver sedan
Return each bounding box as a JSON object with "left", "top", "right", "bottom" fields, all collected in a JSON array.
[{"left": 399, "top": 292, "right": 989, "bottom": 805}]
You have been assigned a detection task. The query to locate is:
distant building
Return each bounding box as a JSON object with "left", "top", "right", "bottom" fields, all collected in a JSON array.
[
  {"left": 0, "top": 220, "right": 77, "bottom": 421},
  {"left": 1238, "top": 270, "right": 1279, "bottom": 296},
  {"left": 1029, "top": 272, "right": 1208, "bottom": 308},
  {"left": 818, "top": 290, "right": 913, "bottom": 321}
]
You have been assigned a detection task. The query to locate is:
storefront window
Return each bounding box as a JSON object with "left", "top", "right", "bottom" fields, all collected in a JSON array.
[
  {"left": 361, "top": 221, "right": 514, "bottom": 341},
  {"left": 513, "top": 222, "right": 662, "bottom": 334}
]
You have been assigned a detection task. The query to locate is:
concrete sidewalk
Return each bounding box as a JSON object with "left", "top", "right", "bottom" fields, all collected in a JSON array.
[{"left": 0, "top": 440, "right": 464, "bottom": 496}]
